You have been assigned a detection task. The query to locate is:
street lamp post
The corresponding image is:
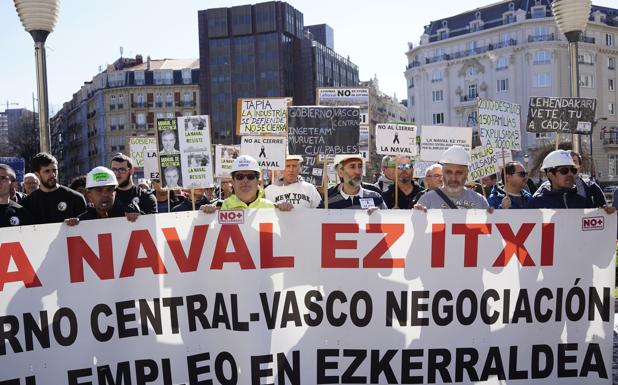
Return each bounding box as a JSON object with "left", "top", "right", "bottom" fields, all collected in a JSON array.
[
  {"left": 590, "top": 117, "right": 608, "bottom": 180},
  {"left": 14, "top": 0, "right": 59, "bottom": 154},
  {"left": 552, "top": 0, "right": 592, "bottom": 154}
]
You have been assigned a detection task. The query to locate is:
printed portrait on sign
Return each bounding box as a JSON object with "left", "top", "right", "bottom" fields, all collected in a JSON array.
[{"left": 159, "top": 130, "right": 179, "bottom": 153}]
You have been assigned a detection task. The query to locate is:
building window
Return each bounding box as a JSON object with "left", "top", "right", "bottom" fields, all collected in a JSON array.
[
  {"left": 497, "top": 78, "right": 509, "bottom": 92},
  {"left": 183, "top": 92, "right": 193, "bottom": 106},
  {"left": 467, "top": 40, "right": 478, "bottom": 52},
  {"left": 166, "top": 93, "right": 173, "bottom": 107},
  {"left": 609, "top": 57, "right": 616, "bottom": 70},
  {"left": 577, "top": 52, "right": 594, "bottom": 65},
  {"left": 432, "top": 113, "right": 445, "bottom": 125},
  {"left": 468, "top": 84, "right": 478, "bottom": 99},
  {"left": 182, "top": 68, "right": 192, "bottom": 84},
  {"left": 607, "top": 33, "right": 614, "bottom": 47},
  {"left": 137, "top": 113, "right": 146, "bottom": 130},
  {"left": 118, "top": 116, "right": 125, "bottom": 130},
  {"left": 470, "top": 21, "right": 481, "bottom": 32},
  {"left": 156, "top": 112, "right": 165, "bottom": 120},
  {"left": 579, "top": 74, "right": 594, "bottom": 88},
  {"left": 134, "top": 71, "right": 145, "bottom": 86},
  {"left": 408, "top": 78, "right": 414, "bottom": 89},
  {"left": 609, "top": 155, "right": 618, "bottom": 177},
  {"left": 118, "top": 95, "right": 124, "bottom": 109},
  {"left": 136, "top": 93, "right": 145, "bottom": 108},
  {"left": 409, "top": 96, "right": 415, "bottom": 106},
  {"left": 432, "top": 90, "right": 443, "bottom": 102},
  {"left": 107, "top": 72, "right": 124, "bottom": 87},
  {"left": 533, "top": 73, "right": 551, "bottom": 87},
  {"left": 110, "top": 116, "right": 117, "bottom": 130},
  {"left": 438, "top": 30, "right": 448, "bottom": 40},
  {"left": 610, "top": 79, "right": 615, "bottom": 92},
  {"left": 496, "top": 57, "right": 508, "bottom": 70},
  {"left": 467, "top": 111, "right": 478, "bottom": 127},
  {"left": 155, "top": 93, "right": 163, "bottom": 108},
  {"left": 468, "top": 67, "right": 477, "bottom": 76},
  {"left": 154, "top": 70, "right": 173, "bottom": 85},
  {"left": 110, "top": 95, "right": 116, "bottom": 110},
  {"left": 533, "top": 26, "right": 549, "bottom": 38},
  {"left": 533, "top": 50, "right": 551, "bottom": 65},
  {"left": 503, "top": 12, "right": 514, "bottom": 24},
  {"left": 500, "top": 33, "right": 511, "bottom": 45},
  {"left": 610, "top": 103, "right": 616, "bottom": 116},
  {"left": 431, "top": 71, "right": 443, "bottom": 82},
  {"left": 531, "top": 5, "right": 546, "bottom": 18}
]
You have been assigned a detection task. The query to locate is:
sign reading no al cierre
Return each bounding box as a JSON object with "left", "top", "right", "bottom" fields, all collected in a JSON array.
[{"left": 526, "top": 97, "right": 596, "bottom": 134}]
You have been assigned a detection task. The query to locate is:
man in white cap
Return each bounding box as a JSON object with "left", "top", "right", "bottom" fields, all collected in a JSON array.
[
  {"left": 200, "top": 155, "right": 292, "bottom": 211},
  {"left": 415, "top": 146, "right": 489, "bottom": 210},
  {"left": 265, "top": 155, "right": 321, "bottom": 208},
  {"left": 527, "top": 150, "right": 614, "bottom": 212},
  {"left": 64, "top": 167, "right": 142, "bottom": 225},
  {"left": 318, "top": 154, "right": 386, "bottom": 210}
]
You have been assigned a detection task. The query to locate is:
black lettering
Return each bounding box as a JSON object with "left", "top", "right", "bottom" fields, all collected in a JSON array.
[
  {"left": 350, "top": 291, "right": 372, "bottom": 327},
  {"left": 91, "top": 304, "right": 114, "bottom": 342},
  {"left": 428, "top": 349, "right": 452, "bottom": 383},
  {"left": 433, "top": 290, "right": 453, "bottom": 326},
  {"left": 139, "top": 298, "right": 162, "bottom": 335},
  {"left": 512, "top": 289, "right": 533, "bottom": 323},
  {"left": 455, "top": 347, "right": 479, "bottom": 382},
  {"left": 370, "top": 349, "right": 397, "bottom": 383},
  {"left": 411, "top": 291, "right": 429, "bottom": 326},
  {"left": 326, "top": 291, "right": 347, "bottom": 327},
  {"left": 588, "top": 287, "right": 610, "bottom": 322},
  {"left": 260, "top": 292, "right": 280, "bottom": 329},
  {"left": 53, "top": 308, "right": 77, "bottom": 346},
  {"left": 317, "top": 349, "right": 339, "bottom": 384},
  {"left": 480, "top": 347, "right": 505, "bottom": 381},
  {"left": 401, "top": 349, "right": 424, "bottom": 384},
  {"left": 534, "top": 288, "right": 553, "bottom": 323},
  {"left": 277, "top": 351, "right": 300, "bottom": 385},
  {"left": 23, "top": 312, "right": 50, "bottom": 352},
  {"left": 162, "top": 296, "right": 184, "bottom": 333},
  {"left": 580, "top": 343, "right": 608, "bottom": 378},
  {"left": 187, "top": 352, "right": 212, "bottom": 385},
  {"left": 386, "top": 291, "right": 406, "bottom": 327},
  {"left": 456, "top": 290, "right": 477, "bottom": 326},
  {"left": 135, "top": 359, "right": 159, "bottom": 384},
  {"left": 565, "top": 286, "right": 586, "bottom": 321},
  {"left": 116, "top": 300, "right": 138, "bottom": 338},
  {"left": 230, "top": 294, "right": 248, "bottom": 331},
  {"left": 281, "top": 292, "right": 302, "bottom": 327},
  {"left": 508, "top": 346, "right": 528, "bottom": 379},
  {"left": 251, "top": 355, "right": 273, "bottom": 385},
  {"left": 480, "top": 290, "right": 499, "bottom": 325},
  {"left": 67, "top": 368, "right": 93, "bottom": 385},
  {"left": 97, "top": 361, "right": 131, "bottom": 385},
  {"left": 215, "top": 351, "right": 237, "bottom": 385},
  {"left": 187, "top": 294, "right": 211, "bottom": 331},
  {"left": 558, "top": 343, "right": 578, "bottom": 377},
  {"left": 304, "top": 290, "right": 323, "bottom": 327},
  {"left": 531, "top": 344, "right": 554, "bottom": 378},
  {"left": 342, "top": 349, "right": 366, "bottom": 383}
]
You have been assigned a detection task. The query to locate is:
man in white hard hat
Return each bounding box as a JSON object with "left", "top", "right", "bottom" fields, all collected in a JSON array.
[
  {"left": 200, "top": 155, "right": 292, "bottom": 212},
  {"left": 415, "top": 146, "right": 490, "bottom": 210},
  {"left": 318, "top": 154, "right": 386, "bottom": 210},
  {"left": 527, "top": 150, "right": 615, "bottom": 212},
  {"left": 64, "top": 167, "right": 142, "bottom": 225},
  {"left": 265, "top": 155, "right": 321, "bottom": 208}
]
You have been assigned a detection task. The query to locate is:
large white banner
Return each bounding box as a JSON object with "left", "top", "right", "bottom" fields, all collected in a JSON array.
[{"left": 0, "top": 209, "right": 615, "bottom": 384}]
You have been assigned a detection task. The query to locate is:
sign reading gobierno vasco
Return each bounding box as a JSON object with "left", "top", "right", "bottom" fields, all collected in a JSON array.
[{"left": 0, "top": 210, "right": 614, "bottom": 384}]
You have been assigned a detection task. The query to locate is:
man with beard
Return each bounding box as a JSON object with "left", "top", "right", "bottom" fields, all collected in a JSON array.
[
  {"left": 415, "top": 146, "right": 490, "bottom": 210},
  {"left": 21, "top": 152, "right": 86, "bottom": 224},
  {"left": 382, "top": 156, "right": 421, "bottom": 209},
  {"left": 0, "top": 164, "right": 32, "bottom": 227},
  {"left": 64, "top": 167, "right": 141, "bottom": 225},
  {"left": 265, "top": 155, "right": 321, "bottom": 208},
  {"left": 318, "top": 154, "right": 385, "bottom": 210},
  {"left": 527, "top": 150, "right": 614, "bottom": 212},
  {"left": 110, "top": 153, "right": 157, "bottom": 218}
]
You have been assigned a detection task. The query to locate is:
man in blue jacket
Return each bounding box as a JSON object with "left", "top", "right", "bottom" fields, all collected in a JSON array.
[{"left": 488, "top": 161, "right": 531, "bottom": 209}]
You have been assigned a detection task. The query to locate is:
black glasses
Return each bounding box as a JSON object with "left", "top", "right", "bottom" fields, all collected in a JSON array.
[
  {"left": 111, "top": 167, "right": 129, "bottom": 174},
  {"left": 509, "top": 171, "right": 528, "bottom": 177},
  {"left": 233, "top": 173, "right": 258, "bottom": 181},
  {"left": 398, "top": 164, "right": 412, "bottom": 170},
  {"left": 552, "top": 167, "right": 577, "bottom": 175}
]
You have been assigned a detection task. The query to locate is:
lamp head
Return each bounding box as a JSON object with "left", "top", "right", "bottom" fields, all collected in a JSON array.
[{"left": 14, "top": 0, "right": 60, "bottom": 41}]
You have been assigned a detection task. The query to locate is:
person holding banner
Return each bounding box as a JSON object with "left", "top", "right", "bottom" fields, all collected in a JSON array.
[
  {"left": 0, "top": 164, "right": 32, "bottom": 227},
  {"left": 318, "top": 154, "right": 386, "bottom": 211},
  {"left": 487, "top": 162, "right": 531, "bottom": 209},
  {"left": 382, "top": 156, "right": 421, "bottom": 209},
  {"left": 65, "top": 167, "right": 142, "bottom": 225},
  {"left": 527, "top": 150, "right": 615, "bottom": 213},
  {"left": 200, "top": 155, "right": 292, "bottom": 212},
  {"left": 415, "top": 146, "right": 490, "bottom": 210},
  {"left": 265, "top": 155, "right": 321, "bottom": 208},
  {"left": 111, "top": 153, "right": 158, "bottom": 217}
]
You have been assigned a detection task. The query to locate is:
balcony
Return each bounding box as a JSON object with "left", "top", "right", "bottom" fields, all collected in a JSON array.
[
  {"left": 459, "top": 95, "right": 477, "bottom": 104},
  {"left": 580, "top": 36, "right": 595, "bottom": 44},
  {"left": 406, "top": 61, "right": 421, "bottom": 70},
  {"left": 424, "top": 39, "right": 518, "bottom": 65},
  {"left": 528, "top": 33, "right": 555, "bottom": 42},
  {"left": 602, "top": 131, "right": 618, "bottom": 146},
  {"left": 155, "top": 102, "right": 163, "bottom": 108},
  {"left": 181, "top": 101, "right": 195, "bottom": 107},
  {"left": 132, "top": 102, "right": 146, "bottom": 108}
]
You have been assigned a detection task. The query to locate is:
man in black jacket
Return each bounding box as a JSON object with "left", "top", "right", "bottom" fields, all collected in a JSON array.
[
  {"left": 110, "top": 153, "right": 157, "bottom": 219},
  {"left": 0, "top": 164, "right": 32, "bottom": 227},
  {"left": 382, "top": 156, "right": 421, "bottom": 209}
]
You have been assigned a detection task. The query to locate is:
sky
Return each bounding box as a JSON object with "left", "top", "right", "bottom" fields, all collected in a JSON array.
[{"left": 1, "top": 0, "right": 616, "bottom": 115}]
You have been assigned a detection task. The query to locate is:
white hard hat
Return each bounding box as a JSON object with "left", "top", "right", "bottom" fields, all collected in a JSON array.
[
  {"left": 541, "top": 150, "right": 575, "bottom": 170},
  {"left": 86, "top": 167, "right": 118, "bottom": 189},
  {"left": 286, "top": 154, "right": 303, "bottom": 162},
  {"left": 439, "top": 145, "right": 470, "bottom": 166},
  {"left": 333, "top": 154, "right": 363, "bottom": 169},
  {"left": 231, "top": 155, "right": 261, "bottom": 173}
]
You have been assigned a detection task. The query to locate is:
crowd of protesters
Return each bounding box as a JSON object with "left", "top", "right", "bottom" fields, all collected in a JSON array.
[{"left": 0, "top": 146, "right": 615, "bottom": 229}]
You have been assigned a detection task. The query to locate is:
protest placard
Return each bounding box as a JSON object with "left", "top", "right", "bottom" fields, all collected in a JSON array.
[
  {"left": 215, "top": 144, "right": 240, "bottom": 178},
  {"left": 526, "top": 97, "right": 597, "bottom": 134},
  {"left": 1, "top": 209, "right": 614, "bottom": 384},
  {"left": 477, "top": 98, "right": 521, "bottom": 150},
  {"left": 468, "top": 144, "right": 500, "bottom": 182},
  {"left": 237, "top": 98, "right": 289, "bottom": 136},
  {"left": 177, "top": 115, "right": 214, "bottom": 188},
  {"left": 419, "top": 125, "right": 472, "bottom": 161},
  {"left": 128, "top": 136, "right": 158, "bottom": 179},
  {"left": 240, "top": 135, "right": 287, "bottom": 170},
  {"left": 375, "top": 123, "right": 418, "bottom": 156},
  {"left": 413, "top": 160, "right": 437, "bottom": 179}
]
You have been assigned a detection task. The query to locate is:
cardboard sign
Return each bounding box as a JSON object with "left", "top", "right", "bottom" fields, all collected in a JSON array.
[
  {"left": 287, "top": 106, "right": 360, "bottom": 157},
  {"left": 177, "top": 115, "right": 214, "bottom": 188},
  {"left": 128, "top": 137, "right": 158, "bottom": 179},
  {"left": 0, "top": 157, "right": 25, "bottom": 182},
  {"left": 214, "top": 144, "right": 240, "bottom": 178},
  {"left": 419, "top": 125, "right": 472, "bottom": 161},
  {"left": 526, "top": 97, "right": 597, "bottom": 134},
  {"left": 237, "top": 98, "right": 290, "bottom": 135},
  {"left": 413, "top": 160, "right": 438, "bottom": 179},
  {"left": 240, "top": 136, "right": 287, "bottom": 170},
  {"left": 477, "top": 98, "right": 521, "bottom": 150},
  {"left": 375, "top": 124, "right": 418, "bottom": 156},
  {"left": 468, "top": 145, "right": 500, "bottom": 182}
]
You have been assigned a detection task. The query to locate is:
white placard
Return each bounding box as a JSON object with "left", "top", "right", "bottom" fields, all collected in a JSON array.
[
  {"left": 478, "top": 98, "right": 522, "bottom": 150},
  {"left": 129, "top": 136, "right": 158, "bottom": 179},
  {"left": 413, "top": 160, "right": 438, "bottom": 179},
  {"left": 240, "top": 135, "right": 287, "bottom": 170},
  {"left": 238, "top": 98, "right": 290, "bottom": 135},
  {"left": 376, "top": 123, "right": 418, "bottom": 156},
  {"left": 419, "top": 125, "right": 472, "bottom": 161},
  {"left": 177, "top": 115, "right": 214, "bottom": 188},
  {"left": 215, "top": 144, "right": 240, "bottom": 178}
]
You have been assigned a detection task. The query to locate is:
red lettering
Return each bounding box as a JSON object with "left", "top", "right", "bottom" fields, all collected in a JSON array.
[
  {"left": 493, "top": 223, "right": 536, "bottom": 267},
  {"left": 363, "top": 224, "right": 405, "bottom": 268},
  {"left": 260, "top": 223, "right": 294, "bottom": 268},
  {"left": 431, "top": 224, "right": 446, "bottom": 268},
  {"left": 211, "top": 225, "right": 255, "bottom": 270},
  {"left": 452, "top": 224, "right": 492, "bottom": 267},
  {"left": 540, "top": 223, "right": 555, "bottom": 266},
  {"left": 322, "top": 224, "right": 359, "bottom": 268},
  {"left": 0, "top": 242, "right": 41, "bottom": 291},
  {"left": 119, "top": 230, "right": 168, "bottom": 277},
  {"left": 67, "top": 234, "right": 114, "bottom": 282},
  {"left": 162, "top": 225, "right": 209, "bottom": 272}
]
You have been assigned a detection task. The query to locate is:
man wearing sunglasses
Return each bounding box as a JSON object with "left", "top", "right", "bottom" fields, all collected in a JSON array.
[
  {"left": 382, "top": 156, "right": 421, "bottom": 209},
  {"left": 488, "top": 161, "right": 531, "bottom": 209},
  {"left": 527, "top": 150, "right": 612, "bottom": 211},
  {"left": 201, "top": 155, "right": 292, "bottom": 211}
]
